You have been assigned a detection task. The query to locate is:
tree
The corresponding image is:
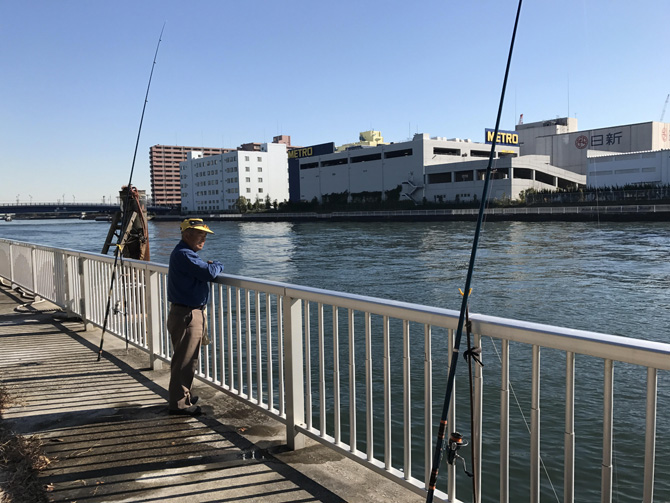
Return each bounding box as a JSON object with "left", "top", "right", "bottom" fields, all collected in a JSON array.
[{"left": 235, "top": 196, "right": 248, "bottom": 213}]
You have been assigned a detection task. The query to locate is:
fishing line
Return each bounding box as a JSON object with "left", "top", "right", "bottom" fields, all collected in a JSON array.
[
  {"left": 97, "top": 23, "right": 166, "bottom": 361},
  {"left": 425, "top": 1, "right": 523, "bottom": 501},
  {"left": 486, "top": 336, "right": 561, "bottom": 503}
]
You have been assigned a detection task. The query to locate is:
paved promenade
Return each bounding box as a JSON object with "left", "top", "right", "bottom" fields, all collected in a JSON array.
[{"left": 0, "top": 285, "right": 422, "bottom": 503}]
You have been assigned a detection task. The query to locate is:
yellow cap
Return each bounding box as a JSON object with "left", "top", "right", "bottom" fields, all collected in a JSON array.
[{"left": 180, "top": 218, "right": 214, "bottom": 234}]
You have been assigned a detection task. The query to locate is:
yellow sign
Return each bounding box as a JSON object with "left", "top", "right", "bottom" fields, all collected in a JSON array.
[
  {"left": 288, "top": 147, "right": 314, "bottom": 159},
  {"left": 485, "top": 129, "right": 519, "bottom": 146}
]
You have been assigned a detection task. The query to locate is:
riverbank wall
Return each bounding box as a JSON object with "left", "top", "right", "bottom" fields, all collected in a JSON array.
[{"left": 154, "top": 204, "right": 670, "bottom": 223}]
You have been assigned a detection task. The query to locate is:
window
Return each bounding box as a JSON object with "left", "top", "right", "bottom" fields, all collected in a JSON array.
[
  {"left": 258, "top": 188, "right": 263, "bottom": 193},
  {"left": 245, "top": 156, "right": 250, "bottom": 161},
  {"left": 428, "top": 172, "right": 452, "bottom": 183},
  {"left": 245, "top": 167, "right": 250, "bottom": 172},
  {"left": 455, "top": 170, "right": 474, "bottom": 182},
  {"left": 433, "top": 147, "right": 461, "bottom": 156},
  {"left": 322, "top": 157, "right": 348, "bottom": 167},
  {"left": 257, "top": 157, "right": 262, "bottom": 162},
  {"left": 246, "top": 188, "right": 251, "bottom": 193},
  {"left": 258, "top": 177, "right": 263, "bottom": 182},
  {"left": 351, "top": 153, "right": 382, "bottom": 163},
  {"left": 246, "top": 177, "right": 251, "bottom": 182},
  {"left": 257, "top": 167, "right": 263, "bottom": 172},
  {"left": 535, "top": 171, "right": 554, "bottom": 185},
  {"left": 470, "top": 150, "right": 493, "bottom": 158},
  {"left": 384, "top": 148, "right": 413, "bottom": 159},
  {"left": 513, "top": 168, "right": 533, "bottom": 180}
]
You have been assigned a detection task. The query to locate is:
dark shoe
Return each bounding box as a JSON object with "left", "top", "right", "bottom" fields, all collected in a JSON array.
[
  {"left": 189, "top": 395, "right": 199, "bottom": 406},
  {"left": 169, "top": 405, "right": 202, "bottom": 416}
]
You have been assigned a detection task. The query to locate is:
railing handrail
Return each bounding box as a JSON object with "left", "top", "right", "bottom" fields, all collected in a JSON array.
[{"left": 218, "top": 273, "right": 670, "bottom": 369}]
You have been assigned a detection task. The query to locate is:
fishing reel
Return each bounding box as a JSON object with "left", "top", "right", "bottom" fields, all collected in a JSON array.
[{"left": 447, "top": 431, "right": 473, "bottom": 478}]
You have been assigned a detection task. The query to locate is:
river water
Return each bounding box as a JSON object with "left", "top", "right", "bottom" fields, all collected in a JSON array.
[{"left": 1, "top": 218, "right": 669, "bottom": 501}]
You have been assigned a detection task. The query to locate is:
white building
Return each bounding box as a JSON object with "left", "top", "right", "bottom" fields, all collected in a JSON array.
[
  {"left": 296, "top": 133, "right": 584, "bottom": 203},
  {"left": 587, "top": 149, "right": 670, "bottom": 188},
  {"left": 422, "top": 154, "right": 585, "bottom": 203},
  {"left": 180, "top": 142, "right": 289, "bottom": 213},
  {"left": 517, "top": 118, "right": 670, "bottom": 177}
]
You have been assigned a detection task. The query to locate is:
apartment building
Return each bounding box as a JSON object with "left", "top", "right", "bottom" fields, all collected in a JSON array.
[
  {"left": 150, "top": 145, "right": 232, "bottom": 206},
  {"left": 180, "top": 142, "right": 289, "bottom": 213}
]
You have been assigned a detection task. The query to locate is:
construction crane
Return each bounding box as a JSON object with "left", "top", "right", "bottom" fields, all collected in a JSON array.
[{"left": 661, "top": 94, "right": 669, "bottom": 122}]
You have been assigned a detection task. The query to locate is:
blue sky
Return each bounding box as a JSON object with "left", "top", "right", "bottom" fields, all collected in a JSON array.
[{"left": 1, "top": 0, "right": 668, "bottom": 203}]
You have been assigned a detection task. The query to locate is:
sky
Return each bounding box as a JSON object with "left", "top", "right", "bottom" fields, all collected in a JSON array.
[{"left": 1, "top": 0, "right": 669, "bottom": 203}]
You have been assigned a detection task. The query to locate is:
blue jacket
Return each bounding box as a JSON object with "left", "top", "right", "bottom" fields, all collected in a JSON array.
[{"left": 167, "top": 240, "right": 224, "bottom": 306}]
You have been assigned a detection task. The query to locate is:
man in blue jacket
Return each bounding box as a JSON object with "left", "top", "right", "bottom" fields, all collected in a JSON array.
[{"left": 167, "top": 218, "right": 224, "bottom": 415}]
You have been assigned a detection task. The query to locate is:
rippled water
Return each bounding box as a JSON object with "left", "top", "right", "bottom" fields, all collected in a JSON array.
[{"left": 2, "top": 218, "right": 669, "bottom": 501}]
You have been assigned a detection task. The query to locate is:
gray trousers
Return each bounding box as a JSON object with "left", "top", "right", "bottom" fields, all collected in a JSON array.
[{"left": 167, "top": 305, "right": 204, "bottom": 410}]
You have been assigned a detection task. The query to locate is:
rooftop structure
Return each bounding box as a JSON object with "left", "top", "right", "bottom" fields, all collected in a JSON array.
[{"left": 335, "top": 130, "right": 388, "bottom": 152}]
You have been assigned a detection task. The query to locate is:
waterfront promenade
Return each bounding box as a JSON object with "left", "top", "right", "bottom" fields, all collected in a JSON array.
[{"left": 0, "top": 284, "right": 420, "bottom": 503}]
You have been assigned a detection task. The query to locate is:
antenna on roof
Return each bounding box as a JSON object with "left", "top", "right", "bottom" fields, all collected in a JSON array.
[{"left": 660, "top": 94, "right": 669, "bottom": 122}]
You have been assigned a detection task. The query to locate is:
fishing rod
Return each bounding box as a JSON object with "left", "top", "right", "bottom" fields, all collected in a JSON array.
[
  {"left": 97, "top": 23, "right": 166, "bottom": 361},
  {"left": 425, "top": 2, "right": 523, "bottom": 502}
]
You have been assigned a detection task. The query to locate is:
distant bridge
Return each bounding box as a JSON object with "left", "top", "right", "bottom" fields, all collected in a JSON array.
[{"left": 0, "top": 202, "right": 174, "bottom": 216}]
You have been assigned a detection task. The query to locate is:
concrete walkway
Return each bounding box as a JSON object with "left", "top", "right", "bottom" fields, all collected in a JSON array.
[{"left": 0, "top": 284, "right": 423, "bottom": 503}]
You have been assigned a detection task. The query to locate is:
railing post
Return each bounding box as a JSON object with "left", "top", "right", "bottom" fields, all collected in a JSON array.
[
  {"left": 643, "top": 367, "right": 657, "bottom": 503},
  {"left": 500, "top": 339, "right": 510, "bottom": 503},
  {"left": 530, "top": 345, "right": 540, "bottom": 503},
  {"left": 601, "top": 359, "right": 614, "bottom": 503},
  {"left": 64, "top": 253, "right": 75, "bottom": 318},
  {"left": 473, "top": 332, "right": 483, "bottom": 503},
  {"left": 145, "top": 269, "right": 164, "bottom": 370},
  {"left": 9, "top": 241, "right": 15, "bottom": 287},
  {"left": 53, "top": 250, "right": 71, "bottom": 315},
  {"left": 78, "top": 257, "right": 91, "bottom": 330},
  {"left": 283, "top": 294, "right": 305, "bottom": 450},
  {"left": 30, "top": 247, "right": 38, "bottom": 298},
  {"left": 565, "top": 351, "right": 575, "bottom": 503}
]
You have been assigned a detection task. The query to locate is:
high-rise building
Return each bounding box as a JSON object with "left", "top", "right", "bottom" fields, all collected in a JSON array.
[{"left": 150, "top": 145, "right": 232, "bottom": 206}]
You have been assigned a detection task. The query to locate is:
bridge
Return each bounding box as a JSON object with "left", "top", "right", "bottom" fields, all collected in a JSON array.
[{"left": 0, "top": 202, "right": 174, "bottom": 216}]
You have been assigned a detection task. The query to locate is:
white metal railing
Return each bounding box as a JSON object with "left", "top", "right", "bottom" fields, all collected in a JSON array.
[{"left": 1, "top": 237, "right": 668, "bottom": 503}]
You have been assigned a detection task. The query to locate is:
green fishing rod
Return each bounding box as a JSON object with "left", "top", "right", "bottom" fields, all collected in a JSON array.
[
  {"left": 425, "top": 1, "right": 522, "bottom": 501},
  {"left": 97, "top": 23, "right": 165, "bottom": 361}
]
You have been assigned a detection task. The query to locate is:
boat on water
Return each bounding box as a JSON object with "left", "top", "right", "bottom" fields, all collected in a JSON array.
[{"left": 3, "top": 215, "right": 12, "bottom": 222}]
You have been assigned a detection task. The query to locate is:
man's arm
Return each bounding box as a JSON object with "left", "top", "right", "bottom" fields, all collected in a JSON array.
[{"left": 181, "top": 249, "right": 224, "bottom": 281}]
